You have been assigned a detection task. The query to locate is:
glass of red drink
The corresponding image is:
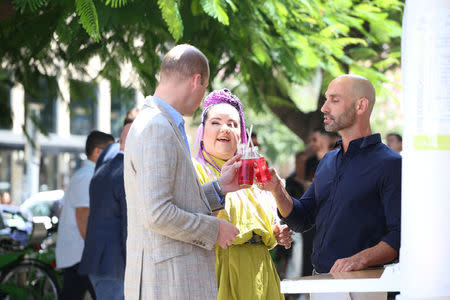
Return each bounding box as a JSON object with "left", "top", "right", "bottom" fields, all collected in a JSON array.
[
  {"left": 238, "top": 158, "right": 255, "bottom": 186},
  {"left": 255, "top": 156, "right": 272, "bottom": 183},
  {"left": 237, "top": 145, "right": 254, "bottom": 186}
]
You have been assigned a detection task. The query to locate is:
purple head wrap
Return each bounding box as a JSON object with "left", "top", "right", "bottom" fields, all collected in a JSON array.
[{"left": 195, "top": 88, "right": 247, "bottom": 168}]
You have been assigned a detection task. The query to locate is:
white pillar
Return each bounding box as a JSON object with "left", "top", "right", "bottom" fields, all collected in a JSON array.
[
  {"left": 10, "top": 83, "right": 24, "bottom": 134},
  {"left": 136, "top": 90, "right": 146, "bottom": 109},
  {"left": 9, "top": 83, "right": 25, "bottom": 203},
  {"left": 57, "top": 70, "right": 71, "bottom": 137},
  {"left": 399, "top": 0, "right": 450, "bottom": 298},
  {"left": 10, "top": 151, "right": 24, "bottom": 204},
  {"left": 97, "top": 78, "right": 111, "bottom": 133},
  {"left": 24, "top": 103, "right": 42, "bottom": 199}
]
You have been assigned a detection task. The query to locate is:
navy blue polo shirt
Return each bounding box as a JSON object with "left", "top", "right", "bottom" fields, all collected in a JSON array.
[{"left": 282, "top": 133, "right": 401, "bottom": 273}]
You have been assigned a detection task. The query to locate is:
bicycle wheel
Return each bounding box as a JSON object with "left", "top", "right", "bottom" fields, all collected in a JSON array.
[{"left": 0, "top": 260, "right": 60, "bottom": 300}]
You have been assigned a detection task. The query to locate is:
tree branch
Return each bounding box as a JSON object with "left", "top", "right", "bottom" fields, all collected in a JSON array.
[{"left": 265, "top": 86, "right": 324, "bottom": 142}]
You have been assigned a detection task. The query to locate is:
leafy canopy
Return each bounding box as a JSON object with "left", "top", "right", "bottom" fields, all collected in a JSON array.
[{"left": 1, "top": 0, "right": 403, "bottom": 147}]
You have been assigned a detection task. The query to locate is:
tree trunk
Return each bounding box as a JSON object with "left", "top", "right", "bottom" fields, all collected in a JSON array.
[
  {"left": 0, "top": 0, "right": 15, "bottom": 21},
  {"left": 265, "top": 86, "right": 325, "bottom": 143}
]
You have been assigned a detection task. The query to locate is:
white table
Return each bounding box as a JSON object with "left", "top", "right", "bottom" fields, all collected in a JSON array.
[{"left": 281, "top": 265, "right": 400, "bottom": 294}]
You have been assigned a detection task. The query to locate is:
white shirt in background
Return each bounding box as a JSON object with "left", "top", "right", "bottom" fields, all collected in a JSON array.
[{"left": 56, "top": 160, "right": 95, "bottom": 268}]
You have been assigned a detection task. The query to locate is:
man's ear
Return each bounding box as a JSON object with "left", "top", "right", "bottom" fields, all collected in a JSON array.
[
  {"left": 191, "top": 73, "right": 202, "bottom": 89},
  {"left": 356, "top": 97, "right": 369, "bottom": 115},
  {"left": 94, "top": 147, "right": 103, "bottom": 157}
]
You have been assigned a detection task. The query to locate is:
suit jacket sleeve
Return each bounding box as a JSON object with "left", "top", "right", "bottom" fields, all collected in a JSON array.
[
  {"left": 134, "top": 120, "right": 219, "bottom": 250},
  {"left": 201, "top": 182, "right": 224, "bottom": 212},
  {"left": 113, "top": 167, "right": 127, "bottom": 259}
]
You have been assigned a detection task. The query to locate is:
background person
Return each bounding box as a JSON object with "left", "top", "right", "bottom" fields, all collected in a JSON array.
[
  {"left": 297, "top": 129, "right": 339, "bottom": 278},
  {"left": 95, "top": 108, "right": 140, "bottom": 171},
  {"left": 279, "top": 151, "right": 308, "bottom": 283},
  {"left": 305, "top": 128, "right": 339, "bottom": 181},
  {"left": 386, "top": 133, "right": 402, "bottom": 154},
  {"left": 79, "top": 117, "right": 136, "bottom": 300},
  {"left": 251, "top": 131, "right": 261, "bottom": 148},
  {"left": 304, "top": 130, "right": 320, "bottom": 181},
  {"left": 1, "top": 191, "right": 11, "bottom": 205},
  {"left": 56, "top": 130, "right": 114, "bottom": 300},
  {"left": 285, "top": 151, "right": 308, "bottom": 199}
]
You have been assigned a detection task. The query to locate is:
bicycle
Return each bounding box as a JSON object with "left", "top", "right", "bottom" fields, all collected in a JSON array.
[{"left": 0, "top": 205, "right": 62, "bottom": 300}]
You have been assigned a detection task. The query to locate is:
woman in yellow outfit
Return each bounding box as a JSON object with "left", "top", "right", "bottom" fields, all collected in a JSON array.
[{"left": 193, "top": 89, "right": 290, "bottom": 300}]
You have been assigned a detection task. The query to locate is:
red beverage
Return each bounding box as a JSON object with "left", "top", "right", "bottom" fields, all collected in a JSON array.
[
  {"left": 238, "top": 158, "right": 255, "bottom": 186},
  {"left": 255, "top": 157, "right": 272, "bottom": 183}
]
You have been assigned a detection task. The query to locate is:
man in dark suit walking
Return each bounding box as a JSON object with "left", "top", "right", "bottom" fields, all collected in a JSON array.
[
  {"left": 95, "top": 108, "right": 139, "bottom": 172},
  {"left": 79, "top": 118, "right": 134, "bottom": 300}
]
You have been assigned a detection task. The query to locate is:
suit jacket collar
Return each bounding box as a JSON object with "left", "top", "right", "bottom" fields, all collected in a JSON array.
[
  {"left": 152, "top": 96, "right": 185, "bottom": 129},
  {"left": 144, "top": 96, "right": 211, "bottom": 210},
  {"left": 144, "top": 96, "right": 190, "bottom": 159}
]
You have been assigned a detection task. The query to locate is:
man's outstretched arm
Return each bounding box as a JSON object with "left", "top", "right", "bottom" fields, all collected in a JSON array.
[{"left": 260, "top": 169, "right": 316, "bottom": 233}]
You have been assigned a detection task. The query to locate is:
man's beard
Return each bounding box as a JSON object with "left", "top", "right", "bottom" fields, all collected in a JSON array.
[{"left": 324, "top": 105, "right": 356, "bottom": 132}]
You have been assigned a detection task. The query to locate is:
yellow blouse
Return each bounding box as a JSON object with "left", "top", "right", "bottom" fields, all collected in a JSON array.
[{"left": 193, "top": 154, "right": 278, "bottom": 249}]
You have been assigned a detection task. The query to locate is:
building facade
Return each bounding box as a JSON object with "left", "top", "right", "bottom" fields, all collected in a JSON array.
[{"left": 0, "top": 69, "right": 145, "bottom": 205}]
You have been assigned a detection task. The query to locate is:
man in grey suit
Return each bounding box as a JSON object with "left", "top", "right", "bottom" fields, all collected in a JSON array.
[{"left": 124, "top": 44, "right": 242, "bottom": 299}]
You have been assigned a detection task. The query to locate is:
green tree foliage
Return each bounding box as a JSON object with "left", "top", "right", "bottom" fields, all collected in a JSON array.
[
  {"left": 12, "top": 0, "right": 48, "bottom": 13},
  {"left": 76, "top": 0, "right": 100, "bottom": 42},
  {"left": 158, "top": 0, "right": 184, "bottom": 41},
  {"left": 0, "top": 0, "right": 403, "bottom": 146}
]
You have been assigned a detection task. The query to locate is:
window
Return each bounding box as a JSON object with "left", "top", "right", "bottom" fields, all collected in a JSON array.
[
  {"left": 39, "top": 153, "right": 58, "bottom": 192},
  {"left": 0, "top": 151, "right": 12, "bottom": 192},
  {"left": 70, "top": 80, "right": 98, "bottom": 136},
  {"left": 0, "top": 81, "right": 12, "bottom": 130},
  {"left": 25, "top": 76, "right": 58, "bottom": 134},
  {"left": 110, "top": 85, "right": 136, "bottom": 138}
]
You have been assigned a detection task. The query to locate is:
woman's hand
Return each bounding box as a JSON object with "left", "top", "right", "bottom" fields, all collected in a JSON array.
[
  {"left": 218, "top": 155, "right": 242, "bottom": 194},
  {"left": 273, "top": 224, "right": 293, "bottom": 249}
]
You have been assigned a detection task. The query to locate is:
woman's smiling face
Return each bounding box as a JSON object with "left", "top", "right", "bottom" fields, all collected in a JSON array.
[{"left": 202, "top": 103, "right": 241, "bottom": 161}]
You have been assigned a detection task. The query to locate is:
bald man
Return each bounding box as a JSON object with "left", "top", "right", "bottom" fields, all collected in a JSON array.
[{"left": 262, "top": 75, "right": 401, "bottom": 300}]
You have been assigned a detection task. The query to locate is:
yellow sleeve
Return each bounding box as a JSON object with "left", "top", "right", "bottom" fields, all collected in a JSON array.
[{"left": 191, "top": 158, "right": 212, "bottom": 185}]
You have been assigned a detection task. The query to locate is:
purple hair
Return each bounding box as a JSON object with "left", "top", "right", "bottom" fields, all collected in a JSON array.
[{"left": 195, "top": 88, "right": 247, "bottom": 168}]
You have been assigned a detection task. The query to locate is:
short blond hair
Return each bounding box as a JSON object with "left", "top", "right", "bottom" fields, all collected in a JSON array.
[{"left": 160, "top": 44, "right": 209, "bottom": 85}]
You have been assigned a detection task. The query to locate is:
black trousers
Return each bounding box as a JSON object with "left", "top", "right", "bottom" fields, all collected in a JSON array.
[{"left": 61, "top": 263, "right": 96, "bottom": 300}]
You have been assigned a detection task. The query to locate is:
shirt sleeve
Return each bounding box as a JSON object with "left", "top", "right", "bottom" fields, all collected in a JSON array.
[
  {"left": 280, "top": 181, "right": 317, "bottom": 233},
  {"left": 379, "top": 156, "right": 402, "bottom": 252},
  {"left": 71, "top": 172, "right": 91, "bottom": 208}
]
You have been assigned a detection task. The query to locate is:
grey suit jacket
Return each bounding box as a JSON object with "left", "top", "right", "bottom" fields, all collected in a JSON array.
[{"left": 124, "top": 96, "right": 223, "bottom": 299}]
